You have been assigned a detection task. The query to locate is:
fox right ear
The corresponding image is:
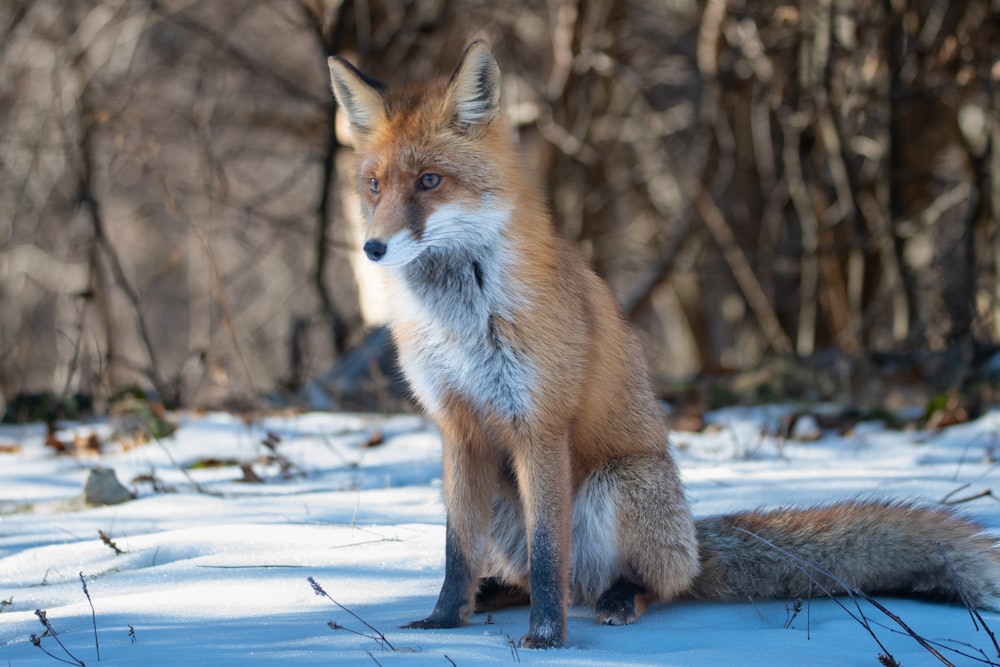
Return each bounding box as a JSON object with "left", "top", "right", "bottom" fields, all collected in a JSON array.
[
  {"left": 328, "top": 56, "right": 388, "bottom": 141},
  {"left": 446, "top": 40, "right": 501, "bottom": 132}
]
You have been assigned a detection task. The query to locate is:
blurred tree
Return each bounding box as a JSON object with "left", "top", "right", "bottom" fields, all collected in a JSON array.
[
  {"left": 1, "top": 0, "right": 365, "bottom": 408},
  {"left": 1, "top": 0, "right": 997, "bottom": 413}
]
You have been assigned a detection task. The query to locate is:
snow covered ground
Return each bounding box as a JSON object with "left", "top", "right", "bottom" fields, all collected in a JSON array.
[{"left": 2, "top": 406, "right": 999, "bottom": 666}]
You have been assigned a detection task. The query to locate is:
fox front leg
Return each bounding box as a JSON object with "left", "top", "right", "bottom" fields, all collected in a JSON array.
[
  {"left": 514, "top": 436, "right": 572, "bottom": 649},
  {"left": 405, "top": 421, "right": 495, "bottom": 630},
  {"left": 404, "top": 516, "right": 478, "bottom": 629}
]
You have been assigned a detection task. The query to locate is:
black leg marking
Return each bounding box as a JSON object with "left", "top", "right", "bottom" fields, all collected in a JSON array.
[
  {"left": 404, "top": 518, "right": 475, "bottom": 629},
  {"left": 519, "top": 527, "right": 566, "bottom": 649}
]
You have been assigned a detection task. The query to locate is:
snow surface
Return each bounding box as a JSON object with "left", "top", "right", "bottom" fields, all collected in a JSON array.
[{"left": 2, "top": 407, "right": 999, "bottom": 666}]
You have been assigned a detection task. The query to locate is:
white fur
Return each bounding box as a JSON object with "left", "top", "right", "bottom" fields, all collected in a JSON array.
[
  {"left": 486, "top": 486, "right": 529, "bottom": 584},
  {"left": 372, "top": 228, "right": 424, "bottom": 268},
  {"left": 382, "top": 201, "right": 536, "bottom": 420},
  {"left": 570, "top": 473, "right": 620, "bottom": 603},
  {"left": 485, "top": 470, "right": 622, "bottom": 605}
]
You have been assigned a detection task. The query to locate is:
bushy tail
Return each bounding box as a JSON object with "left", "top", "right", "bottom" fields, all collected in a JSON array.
[{"left": 685, "top": 501, "right": 1000, "bottom": 610}]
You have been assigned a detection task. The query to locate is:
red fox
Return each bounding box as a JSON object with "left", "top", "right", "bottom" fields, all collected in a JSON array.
[{"left": 327, "top": 41, "right": 1000, "bottom": 649}]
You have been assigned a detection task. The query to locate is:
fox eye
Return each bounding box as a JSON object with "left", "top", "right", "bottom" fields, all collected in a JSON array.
[
  {"left": 368, "top": 177, "right": 381, "bottom": 195},
  {"left": 417, "top": 173, "right": 441, "bottom": 191}
]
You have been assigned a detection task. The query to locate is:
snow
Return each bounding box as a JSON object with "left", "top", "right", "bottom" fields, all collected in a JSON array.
[{"left": 2, "top": 407, "right": 999, "bottom": 666}]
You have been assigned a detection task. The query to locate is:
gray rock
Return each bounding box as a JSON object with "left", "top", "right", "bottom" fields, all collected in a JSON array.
[{"left": 84, "top": 467, "right": 136, "bottom": 506}]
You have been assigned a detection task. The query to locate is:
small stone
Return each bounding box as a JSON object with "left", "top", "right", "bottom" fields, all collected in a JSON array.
[{"left": 84, "top": 467, "right": 136, "bottom": 506}]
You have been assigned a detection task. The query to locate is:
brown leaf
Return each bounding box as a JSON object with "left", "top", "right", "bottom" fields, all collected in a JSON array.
[
  {"left": 363, "top": 430, "right": 385, "bottom": 448},
  {"left": 44, "top": 423, "right": 71, "bottom": 454}
]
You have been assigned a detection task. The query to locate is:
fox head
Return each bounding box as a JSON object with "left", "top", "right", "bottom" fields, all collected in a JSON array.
[{"left": 328, "top": 41, "right": 515, "bottom": 269}]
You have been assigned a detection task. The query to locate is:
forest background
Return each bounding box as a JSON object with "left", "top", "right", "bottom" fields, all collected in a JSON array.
[{"left": 2, "top": 0, "right": 998, "bottom": 419}]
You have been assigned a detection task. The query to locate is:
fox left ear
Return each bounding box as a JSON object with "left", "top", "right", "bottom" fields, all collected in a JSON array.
[
  {"left": 328, "top": 55, "right": 388, "bottom": 142},
  {"left": 446, "top": 40, "right": 501, "bottom": 132}
]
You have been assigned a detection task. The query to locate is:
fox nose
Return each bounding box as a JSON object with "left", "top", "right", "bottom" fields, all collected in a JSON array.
[{"left": 364, "top": 239, "right": 387, "bottom": 262}]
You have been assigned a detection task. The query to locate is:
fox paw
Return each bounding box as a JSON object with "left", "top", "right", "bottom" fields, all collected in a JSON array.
[
  {"left": 595, "top": 579, "right": 649, "bottom": 625},
  {"left": 402, "top": 615, "right": 460, "bottom": 630},
  {"left": 595, "top": 597, "right": 636, "bottom": 625},
  {"left": 518, "top": 632, "right": 564, "bottom": 649}
]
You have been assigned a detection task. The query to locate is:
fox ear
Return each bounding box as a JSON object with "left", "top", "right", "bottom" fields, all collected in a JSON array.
[
  {"left": 446, "top": 40, "right": 501, "bottom": 132},
  {"left": 328, "top": 56, "right": 388, "bottom": 141}
]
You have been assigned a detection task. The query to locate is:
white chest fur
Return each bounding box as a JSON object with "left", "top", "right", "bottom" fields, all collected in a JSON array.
[{"left": 390, "top": 240, "right": 536, "bottom": 421}]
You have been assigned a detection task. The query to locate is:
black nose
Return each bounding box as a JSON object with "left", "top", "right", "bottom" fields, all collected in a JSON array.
[{"left": 364, "top": 239, "right": 387, "bottom": 262}]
